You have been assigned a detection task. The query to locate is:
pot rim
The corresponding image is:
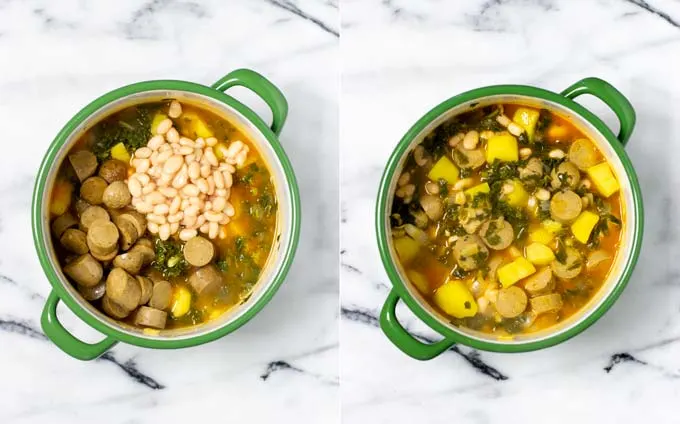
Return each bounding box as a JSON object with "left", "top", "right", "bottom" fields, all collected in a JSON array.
[
  {"left": 32, "top": 77, "right": 301, "bottom": 349},
  {"left": 376, "top": 81, "right": 643, "bottom": 353}
]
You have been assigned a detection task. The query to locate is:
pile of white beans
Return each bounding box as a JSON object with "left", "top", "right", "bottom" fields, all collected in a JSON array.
[{"left": 127, "top": 100, "right": 249, "bottom": 241}]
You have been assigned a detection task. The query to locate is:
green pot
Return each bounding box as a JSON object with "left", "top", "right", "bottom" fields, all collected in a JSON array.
[
  {"left": 376, "top": 77, "right": 643, "bottom": 359},
  {"left": 32, "top": 69, "right": 301, "bottom": 360}
]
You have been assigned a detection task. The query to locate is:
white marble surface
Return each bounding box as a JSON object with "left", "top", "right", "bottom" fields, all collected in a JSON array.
[
  {"left": 0, "top": 1, "right": 338, "bottom": 423},
  {"left": 341, "top": 1, "right": 680, "bottom": 423}
]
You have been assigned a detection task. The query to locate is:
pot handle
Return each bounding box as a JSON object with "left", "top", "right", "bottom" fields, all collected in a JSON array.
[
  {"left": 560, "top": 77, "right": 636, "bottom": 146},
  {"left": 211, "top": 69, "right": 288, "bottom": 136},
  {"left": 41, "top": 291, "right": 117, "bottom": 361},
  {"left": 380, "top": 289, "right": 456, "bottom": 360}
]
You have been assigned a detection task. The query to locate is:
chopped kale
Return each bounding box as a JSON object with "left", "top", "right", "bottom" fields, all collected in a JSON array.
[
  {"left": 152, "top": 237, "right": 189, "bottom": 278},
  {"left": 91, "top": 106, "right": 152, "bottom": 160}
]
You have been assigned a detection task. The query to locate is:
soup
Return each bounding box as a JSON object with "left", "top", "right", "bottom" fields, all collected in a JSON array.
[
  {"left": 48, "top": 99, "right": 277, "bottom": 332},
  {"left": 390, "top": 103, "right": 623, "bottom": 336}
]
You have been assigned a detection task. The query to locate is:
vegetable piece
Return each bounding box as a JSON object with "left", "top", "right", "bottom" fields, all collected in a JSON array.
[
  {"left": 512, "top": 107, "right": 540, "bottom": 142},
  {"left": 407, "top": 270, "right": 430, "bottom": 294},
  {"left": 153, "top": 238, "right": 189, "bottom": 277},
  {"left": 497, "top": 257, "right": 536, "bottom": 288},
  {"left": 587, "top": 162, "right": 620, "bottom": 197},
  {"left": 433, "top": 280, "right": 478, "bottom": 318},
  {"left": 571, "top": 211, "right": 600, "bottom": 244},
  {"left": 92, "top": 108, "right": 151, "bottom": 160},
  {"left": 151, "top": 112, "right": 168, "bottom": 134},
  {"left": 486, "top": 134, "right": 518, "bottom": 163},
  {"left": 542, "top": 219, "right": 563, "bottom": 234},
  {"left": 464, "top": 182, "right": 490, "bottom": 198},
  {"left": 525, "top": 242, "right": 556, "bottom": 265},
  {"left": 171, "top": 286, "right": 192, "bottom": 318},
  {"left": 50, "top": 180, "right": 74, "bottom": 216},
  {"left": 529, "top": 228, "right": 554, "bottom": 245},
  {"left": 110, "top": 142, "right": 131, "bottom": 163},
  {"left": 427, "top": 156, "right": 459, "bottom": 185},
  {"left": 547, "top": 123, "right": 568, "bottom": 139},
  {"left": 503, "top": 180, "right": 529, "bottom": 207},
  {"left": 393, "top": 237, "right": 420, "bottom": 264},
  {"left": 495, "top": 286, "right": 528, "bottom": 318},
  {"left": 180, "top": 111, "right": 213, "bottom": 138}
]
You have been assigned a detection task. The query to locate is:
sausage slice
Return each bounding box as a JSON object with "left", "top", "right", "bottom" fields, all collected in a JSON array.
[
  {"left": 80, "top": 176, "right": 108, "bottom": 205},
  {"left": 137, "top": 276, "right": 154, "bottom": 305},
  {"left": 551, "top": 247, "right": 583, "bottom": 279},
  {"left": 115, "top": 218, "right": 139, "bottom": 251},
  {"left": 568, "top": 139, "right": 600, "bottom": 171},
  {"left": 523, "top": 267, "right": 554, "bottom": 296},
  {"left": 131, "top": 243, "right": 155, "bottom": 266},
  {"left": 87, "top": 220, "right": 119, "bottom": 255},
  {"left": 519, "top": 158, "right": 543, "bottom": 180},
  {"left": 91, "top": 247, "right": 118, "bottom": 262},
  {"left": 60, "top": 229, "right": 89, "bottom": 254},
  {"left": 134, "top": 306, "right": 167, "bottom": 329},
  {"left": 74, "top": 198, "right": 92, "bottom": 218},
  {"left": 116, "top": 213, "right": 146, "bottom": 238},
  {"left": 52, "top": 212, "right": 78, "bottom": 238},
  {"left": 530, "top": 293, "right": 563, "bottom": 314},
  {"left": 68, "top": 150, "right": 98, "bottom": 182},
  {"left": 64, "top": 253, "right": 103, "bottom": 287},
  {"left": 113, "top": 250, "right": 144, "bottom": 275},
  {"left": 419, "top": 195, "right": 443, "bottom": 221},
  {"left": 452, "top": 235, "right": 489, "bottom": 271},
  {"left": 453, "top": 146, "right": 485, "bottom": 170},
  {"left": 188, "top": 264, "right": 223, "bottom": 297},
  {"left": 77, "top": 280, "right": 106, "bottom": 301},
  {"left": 98, "top": 159, "right": 128, "bottom": 183},
  {"left": 105, "top": 268, "right": 142, "bottom": 311},
  {"left": 102, "top": 181, "right": 132, "bottom": 209},
  {"left": 183, "top": 236, "right": 215, "bottom": 267},
  {"left": 551, "top": 161, "right": 581, "bottom": 190},
  {"left": 550, "top": 190, "right": 582, "bottom": 222},
  {"left": 80, "top": 205, "right": 110, "bottom": 232},
  {"left": 495, "top": 286, "right": 528, "bottom": 318},
  {"left": 149, "top": 280, "right": 173, "bottom": 310},
  {"left": 101, "top": 295, "right": 130, "bottom": 319},
  {"left": 479, "top": 218, "right": 514, "bottom": 250}
]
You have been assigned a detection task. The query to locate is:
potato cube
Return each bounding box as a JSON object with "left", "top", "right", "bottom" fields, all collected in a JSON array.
[
  {"left": 433, "top": 280, "right": 478, "bottom": 318},
  {"left": 407, "top": 270, "right": 430, "bottom": 295},
  {"left": 525, "top": 243, "right": 556, "bottom": 265},
  {"left": 428, "top": 156, "right": 459, "bottom": 185},
  {"left": 110, "top": 142, "right": 131, "bottom": 164},
  {"left": 529, "top": 228, "right": 554, "bottom": 245},
  {"left": 181, "top": 111, "right": 214, "bottom": 138},
  {"left": 571, "top": 211, "right": 600, "bottom": 244},
  {"left": 504, "top": 179, "right": 529, "bottom": 207},
  {"left": 542, "top": 219, "right": 563, "bottom": 234},
  {"left": 497, "top": 257, "right": 536, "bottom": 287},
  {"left": 464, "top": 182, "right": 490, "bottom": 198},
  {"left": 587, "top": 162, "right": 619, "bottom": 197},
  {"left": 512, "top": 107, "right": 540, "bottom": 141},
  {"left": 150, "top": 113, "right": 168, "bottom": 134},
  {"left": 171, "top": 286, "right": 192, "bottom": 318},
  {"left": 50, "top": 180, "right": 74, "bottom": 216},
  {"left": 486, "top": 134, "right": 518, "bottom": 163},
  {"left": 393, "top": 237, "right": 420, "bottom": 264}
]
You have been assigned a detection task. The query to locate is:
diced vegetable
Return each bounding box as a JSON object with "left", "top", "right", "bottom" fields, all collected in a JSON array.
[
  {"left": 50, "top": 180, "right": 74, "bottom": 216},
  {"left": 525, "top": 242, "right": 555, "bottom": 265},
  {"left": 587, "top": 162, "right": 620, "bottom": 197},
  {"left": 547, "top": 123, "right": 568, "bottom": 139},
  {"left": 181, "top": 111, "right": 214, "bottom": 138},
  {"left": 465, "top": 182, "right": 490, "bottom": 198},
  {"left": 171, "top": 286, "right": 192, "bottom": 318},
  {"left": 151, "top": 113, "right": 168, "bottom": 134},
  {"left": 504, "top": 179, "right": 529, "bottom": 207},
  {"left": 571, "top": 210, "right": 600, "bottom": 243},
  {"left": 542, "top": 219, "right": 563, "bottom": 234},
  {"left": 428, "top": 156, "right": 459, "bottom": 185},
  {"left": 214, "top": 142, "right": 228, "bottom": 160},
  {"left": 110, "top": 142, "right": 131, "bottom": 163},
  {"left": 407, "top": 270, "right": 430, "bottom": 294},
  {"left": 529, "top": 228, "right": 554, "bottom": 245},
  {"left": 497, "top": 257, "right": 536, "bottom": 287},
  {"left": 508, "top": 246, "right": 522, "bottom": 258},
  {"left": 393, "top": 237, "right": 420, "bottom": 264},
  {"left": 433, "top": 280, "right": 478, "bottom": 318},
  {"left": 512, "top": 107, "right": 540, "bottom": 141},
  {"left": 486, "top": 134, "right": 518, "bottom": 163}
]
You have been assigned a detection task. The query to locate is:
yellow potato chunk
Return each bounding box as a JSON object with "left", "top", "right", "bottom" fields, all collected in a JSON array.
[
  {"left": 181, "top": 111, "right": 214, "bottom": 138},
  {"left": 428, "top": 156, "right": 459, "bottom": 185},
  {"left": 529, "top": 228, "right": 554, "bottom": 245},
  {"left": 504, "top": 180, "right": 529, "bottom": 207},
  {"left": 542, "top": 219, "right": 563, "bottom": 234},
  {"left": 587, "top": 162, "right": 620, "bottom": 198},
  {"left": 393, "top": 237, "right": 420, "bottom": 264},
  {"left": 497, "top": 257, "right": 536, "bottom": 288},
  {"left": 50, "top": 180, "right": 74, "bottom": 216},
  {"left": 486, "top": 134, "right": 518, "bottom": 163},
  {"left": 407, "top": 270, "right": 430, "bottom": 295},
  {"left": 171, "top": 286, "right": 192, "bottom": 318},
  {"left": 571, "top": 210, "right": 600, "bottom": 244},
  {"left": 465, "top": 182, "right": 490, "bottom": 198},
  {"left": 150, "top": 112, "right": 168, "bottom": 134},
  {"left": 512, "top": 107, "right": 540, "bottom": 141},
  {"left": 525, "top": 243, "right": 556, "bottom": 265},
  {"left": 433, "top": 280, "right": 478, "bottom": 318},
  {"left": 110, "top": 142, "right": 131, "bottom": 164}
]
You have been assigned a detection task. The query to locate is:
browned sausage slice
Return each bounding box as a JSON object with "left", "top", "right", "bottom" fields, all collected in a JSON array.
[
  {"left": 551, "top": 162, "right": 581, "bottom": 190},
  {"left": 52, "top": 212, "right": 78, "bottom": 238},
  {"left": 452, "top": 235, "right": 489, "bottom": 271},
  {"left": 113, "top": 250, "right": 144, "bottom": 275},
  {"left": 80, "top": 206, "right": 110, "bottom": 232},
  {"left": 523, "top": 267, "right": 554, "bottom": 296},
  {"left": 98, "top": 159, "right": 128, "bottom": 183},
  {"left": 132, "top": 244, "right": 155, "bottom": 266},
  {"left": 530, "top": 293, "right": 563, "bottom": 314},
  {"left": 60, "top": 228, "right": 89, "bottom": 254},
  {"left": 519, "top": 158, "right": 543, "bottom": 180},
  {"left": 102, "top": 181, "right": 131, "bottom": 209},
  {"left": 479, "top": 218, "right": 514, "bottom": 250},
  {"left": 116, "top": 218, "right": 139, "bottom": 251},
  {"left": 91, "top": 247, "right": 118, "bottom": 262},
  {"left": 80, "top": 176, "right": 108, "bottom": 205},
  {"left": 188, "top": 264, "right": 222, "bottom": 297},
  {"left": 134, "top": 306, "right": 167, "bottom": 329},
  {"left": 568, "top": 139, "right": 600, "bottom": 171},
  {"left": 149, "top": 280, "right": 173, "bottom": 310},
  {"left": 116, "top": 213, "right": 146, "bottom": 237},
  {"left": 550, "top": 190, "right": 582, "bottom": 222},
  {"left": 64, "top": 253, "right": 103, "bottom": 287},
  {"left": 551, "top": 247, "right": 583, "bottom": 279},
  {"left": 105, "top": 268, "right": 142, "bottom": 311},
  {"left": 74, "top": 198, "right": 92, "bottom": 218},
  {"left": 137, "top": 276, "right": 153, "bottom": 305},
  {"left": 183, "top": 236, "right": 215, "bottom": 267},
  {"left": 453, "top": 146, "right": 485, "bottom": 170},
  {"left": 68, "top": 150, "right": 98, "bottom": 182},
  {"left": 136, "top": 238, "right": 153, "bottom": 249},
  {"left": 101, "top": 295, "right": 130, "bottom": 319},
  {"left": 495, "top": 286, "right": 528, "bottom": 318},
  {"left": 87, "top": 220, "right": 119, "bottom": 255},
  {"left": 419, "top": 195, "right": 443, "bottom": 221},
  {"left": 77, "top": 280, "right": 106, "bottom": 301}
]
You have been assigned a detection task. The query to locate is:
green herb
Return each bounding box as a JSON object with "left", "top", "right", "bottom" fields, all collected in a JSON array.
[
  {"left": 494, "top": 201, "right": 528, "bottom": 241},
  {"left": 537, "top": 200, "right": 551, "bottom": 220},
  {"left": 555, "top": 238, "right": 567, "bottom": 263},
  {"left": 459, "top": 167, "right": 473, "bottom": 178},
  {"left": 152, "top": 238, "right": 189, "bottom": 277},
  {"left": 484, "top": 220, "right": 501, "bottom": 245},
  {"left": 453, "top": 148, "right": 469, "bottom": 165},
  {"left": 91, "top": 107, "right": 152, "bottom": 161},
  {"left": 451, "top": 266, "right": 469, "bottom": 279},
  {"left": 471, "top": 250, "right": 489, "bottom": 267},
  {"left": 437, "top": 178, "right": 449, "bottom": 197},
  {"left": 567, "top": 260, "right": 582, "bottom": 271}
]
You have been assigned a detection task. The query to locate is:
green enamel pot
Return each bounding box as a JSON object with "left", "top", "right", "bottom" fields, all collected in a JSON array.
[
  {"left": 32, "top": 69, "right": 301, "bottom": 360},
  {"left": 376, "top": 77, "right": 643, "bottom": 358}
]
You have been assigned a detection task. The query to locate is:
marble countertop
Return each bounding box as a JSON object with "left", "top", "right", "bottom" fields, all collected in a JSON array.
[
  {"left": 0, "top": 1, "right": 338, "bottom": 423},
  {"left": 341, "top": 1, "right": 680, "bottom": 423}
]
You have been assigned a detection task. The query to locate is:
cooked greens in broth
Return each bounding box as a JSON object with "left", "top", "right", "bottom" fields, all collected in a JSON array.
[
  {"left": 391, "top": 103, "right": 623, "bottom": 336},
  {"left": 49, "top": 99, "right": 277, "bottom": 331}
]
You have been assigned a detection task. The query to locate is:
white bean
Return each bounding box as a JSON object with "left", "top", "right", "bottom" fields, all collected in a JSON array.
[
  {"left": 212, "top": 197, "right": 226, "bottom": 212},
  {"left": 159, "top": 223, "right": 171, "bottom": 240},
  {"left": 179, "top": 146, "right": 193, "bottom": 155},
  {"left": 215, "top": 144, "right": 229, "bottom": 159},
  {"left": 153, "top": 204, "right": 169, "bottom": 215},
  {"left": 170, "top": 222, "right": 179, "bottom": 234},
  {"left": 199, "top": 223, "right": 210, "bottom": 234},
  {"left": 168, "top": 212, "right": 183, "bottom": 223},
  {"left": 206, "top": 137, "right": 218, "bottom": 147},
  {"left": 223, "top": 171, "right": 233, "bottom": 188},
  {"left": 208, "top": 222, "right": 218, "bottom": 239},
  {"left": 147, "top": 214, "right": 166, "bottom": 225},
  {"left": 196, "top": 215, "right": 206, "bottom": 227},
  {"left": 159, "top": 187, "right": 178, "bottom": 197},
  {"left": 128, "top": 178, "right": 142, "bottom": 197},
  {"left": 147, "top": 135, "right": 165, "bottom": 150},
  {"left": 185, "top": 205, "right": 199, "bottom": 217},
  {"left": 496, "top": 115, "right": 511, "bottom": 127},
  {"left": 462, "top": 131, "right": 479, "bottom": 150},
  {"left": 536, "top": 188, "right": 551, "bottom": 201},
  {"left": 179, "top": 137, "right": 194, "bottom": 147},
  {"left": 213, "top": 170, "right": 225, "bottom": 189},
  {"left": 157, "top": 150, "right": 173, "bottom": 165},
  {"left": 204, "top": 148, "right": 218, "bottom": 167},
  {"left": 133, "top": 158, "right": 150, "bottom": 173},
  {"left": 188, "top": 162, "right": 201, "bottom": 180},
  {"left": 224, "top": 202, "right": 235, "bottom": 217},
  {"left": 195, "top": 138, "right": 206, "bottom": 148},
  {"left": 215, "top": 188, "right": 228, "bottom": 197},
  {"left": 189, "top": 197, "right": 201, "bottom": 206},
  {"left": 146, "top": 191, "right": 166, "bottom": 205},
  {"left": 179, "top": 228, "right": 197, "bottom": 241},
  {"left": 219, "top": 215, "right": 230, "bottom": 225},
  {"left": 207, "top": 175, "right": 215, "bottom": 195},
  {"left": 508, "top": 122, "right": 523, "bottom": 137},
  {"left": 156, "top": 118, "right": 173, "bottom": 135},
  {"left": 218, "top": 226, "right": 228, "bottom": 239},
  {"left": 200, "top": 164, "right": 211, "bottom": 178},
  {"left": 159, "top": 173, "right": 172, "bottom": 186},
  {"left": 166, "top": 127, "right": 180, "bottom": 144},
  {"left": 235, "top": 151, "right": 247, "bottom": 168},
  {"left": 181, "top": 199, "right": 189, "bottom": 209},
  {"left": 147, "top": 222, "right": 159, "bottom": 234},
  {"left": 168, "top": 101, "right": 182, "bottom": 119},
  {"left": 185, "top": 154, "right": 196, "bottom": 164},
  {"left": 549, "top": 149, "right": 566, "bottom": 159},
  {"left": 183, "top": 184, "right": 200, "bottom": 196},
  {"left": 172, "top": 165, "right": 189, "bottom": 189},
  {"left": 194, "top": 148, "right": 203, "bottom": 162},
  {"left": 196, "top": 178, "right": 209, "bottom": 193},
  {"left": 135, "top": 147, "right": 152, "bottom": 159},
  {"left": 136, "top": 201, "right": 153, "bottom": 214},
  {"left": 163, "top": 155, "right": 183, "bottom": 175},
  {"left": 183, "top": 214, "right": 197, "bottom": 228},
  {"left": 169, "top": 196, "right": 181, "bottom": 214},
  {"left": 142, "top": 184, "right": 155, "bottom": 195},
  {"left": 227, "top": 140, "right": 244, "bottom": 157}
]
